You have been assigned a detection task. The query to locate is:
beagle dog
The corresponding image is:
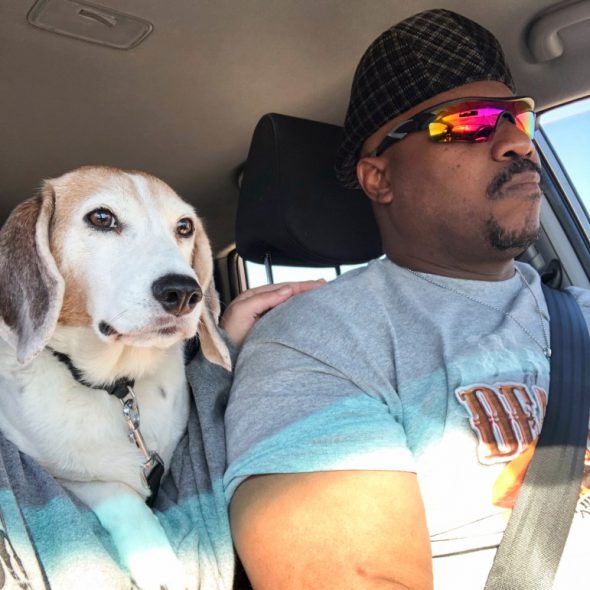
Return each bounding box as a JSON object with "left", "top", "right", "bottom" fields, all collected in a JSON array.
[{"left": 0, "top": 166, "right": 230, "bottom": 590}]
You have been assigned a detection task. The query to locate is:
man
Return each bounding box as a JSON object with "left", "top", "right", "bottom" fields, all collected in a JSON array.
[{"left": 224, "top": 9, "right": 590, "bottom": 590}]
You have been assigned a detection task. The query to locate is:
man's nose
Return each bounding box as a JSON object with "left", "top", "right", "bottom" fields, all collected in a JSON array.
[{"left": 491, "top": 116, "right": 538, "bottom": 162}]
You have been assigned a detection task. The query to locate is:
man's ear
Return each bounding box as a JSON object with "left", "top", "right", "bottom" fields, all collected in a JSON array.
[{"left": 356, "top": 157, "right": 394, "bottom": 205}]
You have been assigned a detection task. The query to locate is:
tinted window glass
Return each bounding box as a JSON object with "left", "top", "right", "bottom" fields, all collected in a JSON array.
[{"left": 539, "top": 97, "right": 590, "bottom": 215}]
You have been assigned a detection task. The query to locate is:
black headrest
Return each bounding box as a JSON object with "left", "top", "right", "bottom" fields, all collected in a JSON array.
[{"left": 236, "top": 113, "right": 382, "bottom": 266}]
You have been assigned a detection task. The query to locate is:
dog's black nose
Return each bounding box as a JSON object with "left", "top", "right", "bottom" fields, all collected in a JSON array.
[{"left": 152, "top": 274, "right": 202, "bottom": 317}]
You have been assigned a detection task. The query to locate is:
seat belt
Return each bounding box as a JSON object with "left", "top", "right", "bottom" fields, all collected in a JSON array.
[{"left": 484, "top": 285, "right": 590, "bottom": 590}]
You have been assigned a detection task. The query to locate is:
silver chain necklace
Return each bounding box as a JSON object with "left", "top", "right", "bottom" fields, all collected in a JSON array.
[{"left": 406, "top": 266, "right": 552, "bottom": 359}]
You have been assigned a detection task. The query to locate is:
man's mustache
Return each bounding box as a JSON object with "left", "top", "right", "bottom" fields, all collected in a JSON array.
[{"left": 486, "top": 158, "right": 543, "bottom": 200}]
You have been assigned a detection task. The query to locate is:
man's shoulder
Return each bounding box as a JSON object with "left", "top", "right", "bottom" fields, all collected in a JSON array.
[
  {"left": 251, "top": 259, "right": 392, "bottom": 332},
  {"left": 566, "top": 284, "right": 590, "bottom": 302},
  {"left": 565, "top": 285, "right": 590, "bottom": 323}
]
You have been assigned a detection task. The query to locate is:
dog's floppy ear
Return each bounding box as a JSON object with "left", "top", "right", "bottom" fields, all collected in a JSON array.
[
  {"left": 191, "top": 218, "right": 231, "bottom": 371},
  {"left": 0, "top": 184, "right": 64, "bottom": 364}
]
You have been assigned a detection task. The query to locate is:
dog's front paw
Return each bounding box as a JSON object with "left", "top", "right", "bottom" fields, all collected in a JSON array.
[
  {"left": 127, "top": 547, "right": 187, "bottom": 590},
  {"left": 72, "top": 482, "right": 189, "bottom": 590},
  {"left": 100, "top": 499, "right": 188, "bottom": 590}
]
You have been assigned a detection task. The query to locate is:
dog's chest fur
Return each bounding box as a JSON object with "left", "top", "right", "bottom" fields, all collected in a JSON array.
[{"left": 0, "top": 329, "right": 189, "bottom": 496}]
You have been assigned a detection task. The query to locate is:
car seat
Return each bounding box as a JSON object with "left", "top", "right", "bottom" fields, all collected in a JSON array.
[{"left": 236, "top": 113, "right": 382, "bottom": 269}]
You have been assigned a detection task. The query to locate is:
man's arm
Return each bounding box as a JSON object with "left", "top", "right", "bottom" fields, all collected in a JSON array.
[{"left": 230, "top": 470, "right": 433, "bottom": 590}]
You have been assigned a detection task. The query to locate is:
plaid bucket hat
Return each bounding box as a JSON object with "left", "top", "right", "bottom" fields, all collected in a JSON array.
[{"left": 334, "top": 9, "right": 516, "bottom": 188}]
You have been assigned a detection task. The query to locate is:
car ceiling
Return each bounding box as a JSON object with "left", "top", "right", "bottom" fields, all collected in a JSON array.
[{"left": 1, "top": 0, "right": 589, "bottom": 252}]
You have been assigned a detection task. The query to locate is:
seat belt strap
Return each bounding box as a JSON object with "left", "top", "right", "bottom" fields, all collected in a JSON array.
[{"left": 484, "top": 285, "right": 590, "bottom": 590}]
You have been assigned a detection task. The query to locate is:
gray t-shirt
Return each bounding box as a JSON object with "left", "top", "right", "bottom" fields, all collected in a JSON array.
[
  {"left": 225, "top": 258, "right": 590, "bottom": 590},
  {"left": 0, "top": 347, "right": 235, "bottom": 590}
]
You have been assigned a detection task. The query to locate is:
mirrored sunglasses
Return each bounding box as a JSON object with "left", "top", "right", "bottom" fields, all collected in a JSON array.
[{"left": 370, "top": 96, "right": 536, "bottom": 157}]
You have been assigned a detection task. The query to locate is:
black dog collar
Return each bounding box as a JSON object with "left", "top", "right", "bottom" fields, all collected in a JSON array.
[{"left": 50, "top": 349, "right": 134, "bottom": 398}]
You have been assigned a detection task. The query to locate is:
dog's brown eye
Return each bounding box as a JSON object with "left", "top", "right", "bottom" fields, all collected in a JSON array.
[
  {"left": 176, "top": 218, "right": 194, "bottom": 237},
  {"left": 85, "top": 208, "right": 118, "bottom": 231}
]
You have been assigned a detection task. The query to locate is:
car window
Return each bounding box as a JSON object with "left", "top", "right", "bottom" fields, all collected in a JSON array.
[
  {"left": 245, "top": 260, "right": 366, "bottom": 288},
  {"left": 538, "top": 97, "right": 590, "bottom": 218}
]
